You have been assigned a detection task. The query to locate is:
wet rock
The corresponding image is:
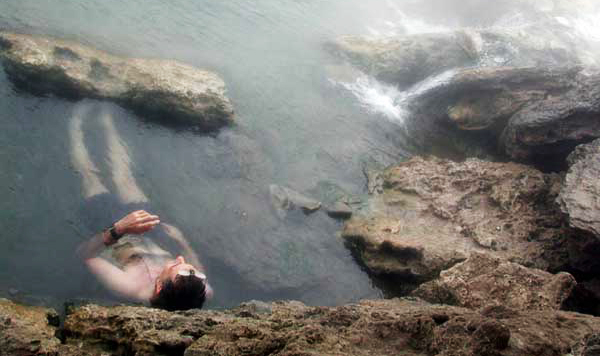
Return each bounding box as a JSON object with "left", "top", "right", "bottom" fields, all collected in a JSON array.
[
  {"left": 413, "top": 252, "right": 576, "bottom": 311},
  {"left": 572, "top": 333, "right": 600, "bottom": 356},
  {"left": 58, "top": 299, "right": 600, "bottom": 356},
  {"left": 0, "top": 32, "right": 234, "bottom": 131},
  {"left": 328, "top": 26, "right": 580, "bottom": 90},
  {"left": 326, "top": 201, "right": 353, "bottom": 220},
  {"left": 269, "top": 184, "right": 321, "bottom": 218},
  {"left": 557, "top": 139, "right": 600, "bottom": 237},
  {"left": 342, "top": 157, "right": 570, "bottom": 288},
  {"left": 328, "top": 31, "right": 478, "bottom": 89},
  {"left": 502, "top": 74, "right": 600, "bottom": 164},
  {"left": 0, "top": 298, "right": 61, "bottom": 356},
  {"left": 403, "top": 66, "right": 581, "bottom": 161}
]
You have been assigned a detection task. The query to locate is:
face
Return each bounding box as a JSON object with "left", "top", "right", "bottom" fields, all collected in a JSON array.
[{"left": 157, "top": 256, "right": 205, "bottom": 285}]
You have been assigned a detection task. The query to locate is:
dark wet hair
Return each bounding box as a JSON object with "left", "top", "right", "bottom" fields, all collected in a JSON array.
[{"left": 150, "top": 275, "right": 207, "bottom": 311}]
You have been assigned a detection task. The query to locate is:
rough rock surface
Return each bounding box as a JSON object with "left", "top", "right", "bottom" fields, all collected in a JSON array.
[
  {"left": 0, "top": 298, "right": 61, "bottom": 356},
  {"left": 0, "top": 32, "right": 234, "bottom": 131},
  {"left": 24, "top": 299, "right": 600, "bottom": 356},
  {"left": 557, "top": 139, "right": 600, "bottom": 237},
  {"left": 396, "top": 65, "right": 600, "bottom": 167},
  {"left": 502, "top": 74, "right": 600, "bottom": 162},
  {"left": 412, "top": 252, "right": 576, "bottom": 311},
  {"left": 342, "top": 156, "right": 570, "bottom": 286}
]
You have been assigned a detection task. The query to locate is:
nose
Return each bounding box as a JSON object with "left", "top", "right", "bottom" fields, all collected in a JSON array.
[{"left": 176, "top": 256, "right": 185, "bottom": 264}]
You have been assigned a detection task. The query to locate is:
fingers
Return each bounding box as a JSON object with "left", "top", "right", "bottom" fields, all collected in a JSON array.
[
  {"left": 136, "top": 214, "right": 159, "bottom": 224},
  {"left": 133, "top": 219, "right": 161, "bottom": 234}
]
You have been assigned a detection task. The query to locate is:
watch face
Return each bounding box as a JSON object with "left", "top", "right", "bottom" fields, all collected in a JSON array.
[{"left": 109, "top": 225, "right": 120, "bottom": 239}]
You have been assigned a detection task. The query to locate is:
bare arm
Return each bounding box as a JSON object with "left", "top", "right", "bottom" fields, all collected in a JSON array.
[{"left": 76, "top": 210, "right": 160, "bottom": 301}]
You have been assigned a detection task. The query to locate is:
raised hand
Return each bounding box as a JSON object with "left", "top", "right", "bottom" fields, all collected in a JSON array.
[{"left": 114, "top": 210, "right": 160, "bottom": 236}]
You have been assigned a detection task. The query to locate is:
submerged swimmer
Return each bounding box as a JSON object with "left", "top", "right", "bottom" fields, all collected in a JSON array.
[
  {"left": 77, "top": 210, "right": 212, "bottom": 310},
  {"left": 69, "top": 103, "right": 211, "bottom": 310}
]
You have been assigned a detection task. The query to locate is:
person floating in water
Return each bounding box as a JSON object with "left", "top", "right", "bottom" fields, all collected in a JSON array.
[
  {"left": 77, "top": 210, "right": 212, "bottom": 310},
  {"left": 70, "top": 101, "right": 211, "bottom": 310}
]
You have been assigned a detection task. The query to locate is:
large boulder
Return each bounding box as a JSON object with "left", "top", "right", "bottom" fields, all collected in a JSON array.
[
  {"left": 413, "top": 252, "right": 576, "bottom": 311},
  {"left": 0, "top": 32, "right": 234, "bottom": 131},
  {"left": 400, "top": 65, "right": 600, "bottom": 167},
  {"left": 327, "top": 32, "right": 478, "bottom": 89},
  {"left": 327, "top": 26, "right": 581, "bottom": 90},
  {"left": 59, "top": 299, "right": 600, "bottom": 356},
  {"left": 0, "top": 298, "right": 61, "bottom": 356},
  {"left": 557, "top": 139, "right": 600, "bottom": 237},
  {"left": 342, "top": 157, "right": 570, "bottom": 288},
  {"left": 501, "top": 74, "right": 600, "bottom": 163}
]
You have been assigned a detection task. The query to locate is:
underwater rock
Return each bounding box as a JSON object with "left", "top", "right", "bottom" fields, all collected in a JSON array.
[
  {"left": 557, "top": 139, "right": 600, "bottom": 237},
  {"left": 326, "top": 201, "right": 353, "bottom": 220},
  {"left": 57, "top": 299, "right": 600, "bottom": 356},
  {"left": 269, "top": 184, "right": 321, "bottom": 218},
  {"left": 0, "top": 298, "right": 61, "bottom": 356},
  {"left": 502, "top": 74, "right": 600, "bottom": 163},
  {"left": 328, "top": 31, "right": 478, "bottom": 89},
  {"left": 0, "top": 32, "right": 234, "bottom": 131},
  {"left": 342, "top": 157, "right": 570, "bottom": 288},
  {"left": 413, "top": 252, "right": 576, "bottom": 311}
]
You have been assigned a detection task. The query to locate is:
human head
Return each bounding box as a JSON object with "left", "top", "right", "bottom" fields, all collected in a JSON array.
[{"left": 150, "top": 256, "right": 207, "bottom": 311}]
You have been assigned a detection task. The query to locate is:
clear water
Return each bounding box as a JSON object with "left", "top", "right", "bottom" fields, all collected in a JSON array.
[
  {"left": 1, "top": 0, "right": 599, "bottom": 309},
  {"left": 0, "top": 0, "right": 416, "bottom": 308}
]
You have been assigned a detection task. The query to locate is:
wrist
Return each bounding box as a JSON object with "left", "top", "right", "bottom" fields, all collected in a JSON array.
[
  {"left": 113, "top": 221, "right": 125, "bottom": 236},
  {"left": 102, "top": 229, "right": 116, "bottom": 246}
]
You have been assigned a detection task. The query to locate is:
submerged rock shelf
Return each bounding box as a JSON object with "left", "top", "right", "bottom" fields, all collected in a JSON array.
[{"left": 0, "top": 32, "right": 234, "bottom": 131}]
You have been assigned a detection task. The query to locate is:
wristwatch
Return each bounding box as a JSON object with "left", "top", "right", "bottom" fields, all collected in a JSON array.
[{"left": 106, "top": 224, "right": 124, "bottom": 241}]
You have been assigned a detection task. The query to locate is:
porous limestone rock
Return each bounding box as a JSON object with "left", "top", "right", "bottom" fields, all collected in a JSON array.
[
  {"left": 61, "top": 299, "right": 600, "bottom": 356},
  {"left": 0, "top": 298, "right": 61, "bottom": 356},
  {"left": 0, "top": 32, "right": 234, "bottom": 131},
  {"left": 2, "top": 296, "right": 600, "bottom": 355},
  {"left": 557, "top": 139, "right": 600, "bottom": 237},
  {"left": 412, "top": 252, "right": 576, "bottom": 311},
  {"left": 342, "top": 156, "right": 569, "bottom": 286}
]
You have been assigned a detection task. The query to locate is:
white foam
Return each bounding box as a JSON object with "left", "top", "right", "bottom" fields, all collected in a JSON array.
[
  {"left": 333, "top": 75, "right": 406, "bottom": 123},
  {"left": 331, "top": 69, "right": 457, "bottom": 125}
]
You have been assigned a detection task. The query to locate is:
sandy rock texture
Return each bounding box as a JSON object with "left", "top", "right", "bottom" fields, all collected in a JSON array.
[
  {"left": 342, "top": 156, "right": 571, "bottom": 288},
  {"left": 2, "top": 297, "right": 598, "bottom": 356},
  {"left": 0, "top": 298, "right": 61, "bottom": 355},
  {"left": 412, "top": 252, "right": 576, "bottom": 311},
  {"left": 0, "top": 32, "right": 234, "bottom": 131},
  {"left": 558, "top": 139, "right": 600, "bottom": 237}
]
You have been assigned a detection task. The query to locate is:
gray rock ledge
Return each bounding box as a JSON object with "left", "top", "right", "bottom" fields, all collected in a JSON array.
[{"left": 0, "top": 32, "right": 234, "bottom": 131}]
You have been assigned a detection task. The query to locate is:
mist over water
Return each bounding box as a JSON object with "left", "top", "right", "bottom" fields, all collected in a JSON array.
[{"left": 0, "top": 0, "right": 598, "bottom": 308}]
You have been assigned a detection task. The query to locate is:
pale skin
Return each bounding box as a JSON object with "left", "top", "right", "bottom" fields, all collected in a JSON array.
[{"left": 77, "top": 210, "right": 212, "bottom": 303}]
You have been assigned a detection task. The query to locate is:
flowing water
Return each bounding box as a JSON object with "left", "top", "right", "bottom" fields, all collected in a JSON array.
[{"left": 1, "top": 0, "right": 599, "bottom": 309}]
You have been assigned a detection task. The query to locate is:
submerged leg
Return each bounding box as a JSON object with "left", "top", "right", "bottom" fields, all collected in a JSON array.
[
  {"left": 69, "top": 102, "right": 109, "bottom": 198},
  {"left": 99, "top": 107, "right": 148, "bottom": 204}
]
